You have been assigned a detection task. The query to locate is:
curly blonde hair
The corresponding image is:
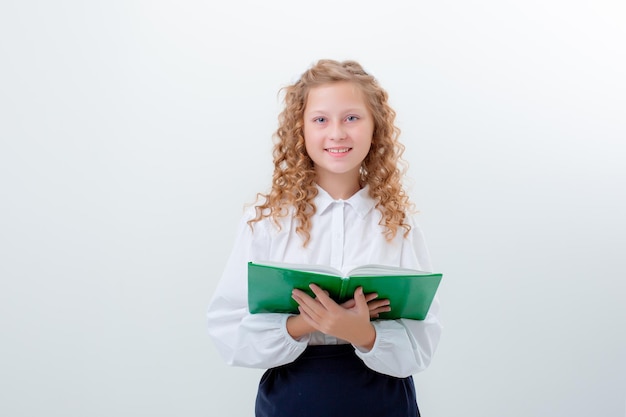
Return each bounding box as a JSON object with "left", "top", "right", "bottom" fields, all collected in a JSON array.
[{"left": 249, "top": 59, "right": 413, "bottom": 246}]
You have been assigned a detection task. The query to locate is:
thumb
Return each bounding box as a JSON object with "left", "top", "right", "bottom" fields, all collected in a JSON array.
[{"left": 354, "top": 287, "right": 368, "bottom": 311}]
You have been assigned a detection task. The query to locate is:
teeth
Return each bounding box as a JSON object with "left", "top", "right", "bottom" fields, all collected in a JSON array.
[{"left": 327, "top": 148, "right": 350, "bottom": 153}]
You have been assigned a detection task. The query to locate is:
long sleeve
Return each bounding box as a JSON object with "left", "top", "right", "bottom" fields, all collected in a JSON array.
[
  {"left": 354, "top": 219, "right": 443, "bottom": 378},
  {"left": 206, "top": 211, "right": 309, "bottom": 369},
  {"left": 355, "top": 298, "right": 441, "bottom": 377},
  {"left": 207, "top": 189, "right": 443, "bottom": 377}
]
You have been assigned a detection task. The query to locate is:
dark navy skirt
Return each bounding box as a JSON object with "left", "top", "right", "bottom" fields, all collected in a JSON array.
[{"left": 255, "top": 344, "right": 420, "bottom": 417}]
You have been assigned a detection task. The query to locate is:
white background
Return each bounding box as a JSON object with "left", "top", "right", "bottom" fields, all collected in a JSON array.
[{"left": 1, "top": 1, "right": 625, "bottom": 416}]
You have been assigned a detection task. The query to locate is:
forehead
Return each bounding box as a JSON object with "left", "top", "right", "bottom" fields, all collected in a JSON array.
[{"left": 304, "top": 82, "right": 368, "bottom": 112}]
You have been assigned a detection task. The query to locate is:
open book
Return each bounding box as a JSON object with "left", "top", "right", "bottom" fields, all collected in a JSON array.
[{"left": 247, "top": 261, "right": 442, "bottom": 320}]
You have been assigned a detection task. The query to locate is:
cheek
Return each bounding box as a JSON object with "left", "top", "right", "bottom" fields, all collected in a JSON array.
[
  {"left": 303, "top": 140, "right": 313, "bottom": 157},
  {"left": 303, "top": 135, "right": 317, "bottom": 160},
  {"left": 359, "top": 126, "right": 374, "bottom": 146},
  {"left": 303, "top": 128, "right": 320, "bottom": 149}
]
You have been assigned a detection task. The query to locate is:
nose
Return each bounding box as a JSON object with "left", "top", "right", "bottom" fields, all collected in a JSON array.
[{"left": 329, "top": 121, "right": 346, "bottom": 141}]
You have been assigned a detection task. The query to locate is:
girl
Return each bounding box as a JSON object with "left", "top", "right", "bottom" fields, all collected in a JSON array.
[{"left": 207, "top": 59, "right": 442, "bottom": 417}]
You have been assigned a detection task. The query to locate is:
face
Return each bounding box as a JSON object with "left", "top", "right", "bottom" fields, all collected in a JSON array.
[{"left": 303, "top": 82, "right": 374, "bottom": 194}]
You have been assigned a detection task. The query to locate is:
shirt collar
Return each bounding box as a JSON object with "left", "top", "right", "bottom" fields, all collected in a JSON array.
[{"left": 314, "top": 184, "right": 377, "bottom": 219}]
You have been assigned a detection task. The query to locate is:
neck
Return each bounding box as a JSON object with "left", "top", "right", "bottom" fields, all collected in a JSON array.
[{"left": 316, "top": 176, "right": 362, "bottom": 200}]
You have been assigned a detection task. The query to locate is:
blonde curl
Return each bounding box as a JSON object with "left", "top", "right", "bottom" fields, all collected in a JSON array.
[{"left": 249, "top": 59, "right": 414, "bottom": 246}]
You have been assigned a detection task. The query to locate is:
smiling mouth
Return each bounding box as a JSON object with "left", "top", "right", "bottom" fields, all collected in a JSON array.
[{"left": 325, "top": 147, "right": 352, "bottom": 154}]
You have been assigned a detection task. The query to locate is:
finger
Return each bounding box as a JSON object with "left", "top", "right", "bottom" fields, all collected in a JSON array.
[
  {"left": 368, "top": 303, "right": 392, "bottom": 319},
  {"left": 292, "top": 288, "right": 315, "bottom": 305},
  {"left": 353, "top": 287, "right": 369, "bottom": 312},
  {"left": 309, "top": 284, "right": 339, "bottom": 310},
  {"left": 292, "top": 289, "right": 325, "bottom": 320},
  {"left": 298, "top": 306, "right": 321, "bottom": 328},
  {"left": 293, "top": 290, "right": 325, "bottom": 322},
  {"left": 308, "top": 283, "right": 327, "bottom": 299},
  {"left": 342, "top": 292, "right": 377, "bottom": 309},
  {"left": 370, "top": 305, "right": 392, "bottom": 315},
  {"left": 367, "top": 299, "right": 390, "bottom": 310},
  {"left": 292, "top": 288, "right": 323, "bottom": 309},
  {"left": 363, "top": 292, "right": 379, "bottom": 302}
]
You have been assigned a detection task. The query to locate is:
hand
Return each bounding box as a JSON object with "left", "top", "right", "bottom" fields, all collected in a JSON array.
[
  {"left": 292, "top": 284, "right": 387, "bottom": 350},
  {"left": 341, "top": 292, "right": 391, "bottom": 319},
  {"left": 286, "top": 289, "right": 389, "bottom": 341},
  {"left": 293, "top": 287, "right": 391, "bottom": 318}
]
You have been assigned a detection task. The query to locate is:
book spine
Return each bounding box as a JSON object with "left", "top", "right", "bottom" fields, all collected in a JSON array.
[{"left": 339, "top": 277, "right": 349, "bottom": 300}]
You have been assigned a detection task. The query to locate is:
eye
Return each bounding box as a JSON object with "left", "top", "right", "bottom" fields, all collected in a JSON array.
[
  {"left": 345, "top": 115, "right": 360, "bottom": 122},
  {"left": 313, "top": 117, "right": 327, "bottom": 123}
]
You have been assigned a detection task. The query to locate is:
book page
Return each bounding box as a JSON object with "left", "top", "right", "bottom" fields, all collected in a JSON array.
[
  {"left": 253, "top": 261, "right": 342, "bottom": 276},
  {"left": 347, "top": 264, "right": 431, "bottom": 276}
]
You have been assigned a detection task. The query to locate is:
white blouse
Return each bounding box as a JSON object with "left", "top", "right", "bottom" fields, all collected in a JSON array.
[{"left": 206, "top": 185, "right": 442, "bottom": 378}]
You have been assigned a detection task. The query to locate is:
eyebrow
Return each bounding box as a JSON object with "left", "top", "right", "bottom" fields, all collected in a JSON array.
[{"left": 304, "top": 107, "right": 368, "bottom": 114}]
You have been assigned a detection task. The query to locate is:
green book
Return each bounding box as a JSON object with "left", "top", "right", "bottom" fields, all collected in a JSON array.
[{"left": 248, "top": 261, "right": 442, "bottom": 320}]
